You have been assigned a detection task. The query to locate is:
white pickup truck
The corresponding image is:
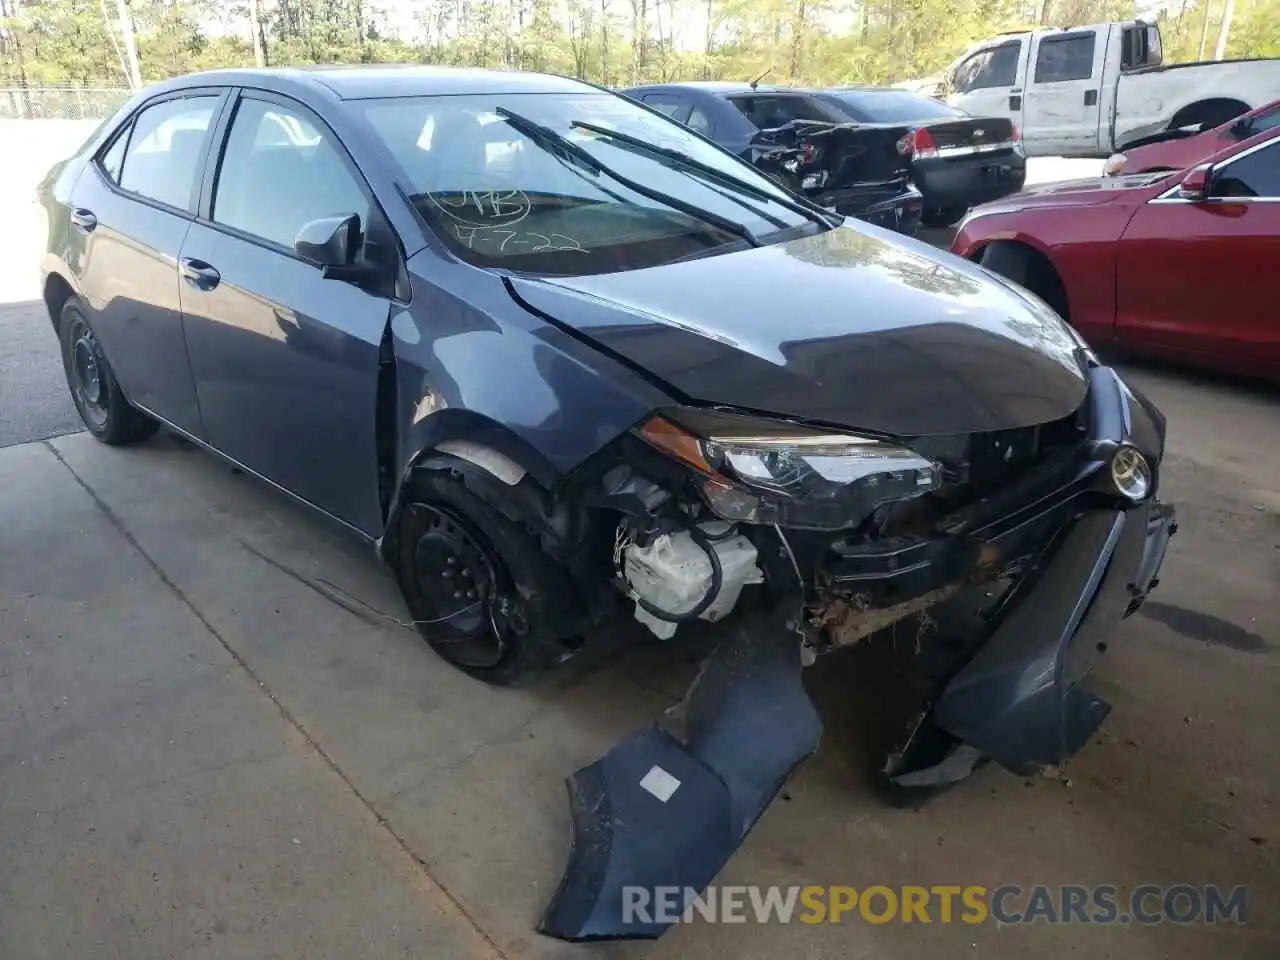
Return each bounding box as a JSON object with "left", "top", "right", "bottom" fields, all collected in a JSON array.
[{"left": 942, "top": 20, "right": 1280, "bottom": 158}]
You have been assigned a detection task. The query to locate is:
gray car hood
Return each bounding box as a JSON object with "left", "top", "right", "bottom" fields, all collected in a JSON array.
[{"left": 509, "top": 224, "right": 1088, "bottom": 437}]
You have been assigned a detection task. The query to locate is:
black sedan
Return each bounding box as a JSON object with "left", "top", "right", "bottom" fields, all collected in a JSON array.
[
  {"left": 622, "top": 81, "right": 924, "bottom": 234},
  {"left": 40, "top": 66, "right": 1173, "bottom": 943},
  {"left": 814, "top": 87, "right": 1027, "bottom": 227}
]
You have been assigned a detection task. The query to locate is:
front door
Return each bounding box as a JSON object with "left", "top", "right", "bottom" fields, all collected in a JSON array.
[
  {"left": 69, "top": 92, "right": 224, "bottom": 435},
  {"left": 1115, "top": 138, "right": 1280, "bottom": 369},
  {"left": 178, "top": 91, "right": 395, "bottom": 535},
  {"left": 1021, "top": 29, "right": 1108, "bottom": 156}
]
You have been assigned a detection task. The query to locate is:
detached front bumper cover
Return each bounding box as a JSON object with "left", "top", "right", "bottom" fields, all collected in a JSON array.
[
  {"left": 540, "top": 365, "right": 1175, "bottom": 942},
  {"left": 539, "top": 609, "right": 821, "bottom": 941}
]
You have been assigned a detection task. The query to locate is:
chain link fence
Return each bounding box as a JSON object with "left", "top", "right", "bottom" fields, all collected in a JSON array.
[{"left": 0, "top": 86, "right": 133, "bottom": 120}]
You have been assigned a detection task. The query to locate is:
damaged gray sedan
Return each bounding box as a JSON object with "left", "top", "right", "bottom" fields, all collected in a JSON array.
[{"left": 39, "top": 66, "right": 1175, "bottom": 943}]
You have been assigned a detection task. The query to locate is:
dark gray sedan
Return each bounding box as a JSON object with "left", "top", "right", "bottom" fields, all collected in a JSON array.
[{"left": 39, "top": 66, "right": 1175, "bottom": 943}]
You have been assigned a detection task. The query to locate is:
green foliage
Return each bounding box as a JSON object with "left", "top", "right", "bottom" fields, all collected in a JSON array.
[{"left": 2, "top": 0, "right": 1278, "bottom": 91}]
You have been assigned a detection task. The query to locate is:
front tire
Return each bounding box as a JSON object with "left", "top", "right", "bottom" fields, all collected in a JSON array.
[
  {"left": 978, "top": 242, "right": 1070, "bottom": 321},
  {"left": 394, "top": 462, "right": 582, "bottom": 686},
  {"left": 58, "top": 298, "right": 158, "bottom": 445}
]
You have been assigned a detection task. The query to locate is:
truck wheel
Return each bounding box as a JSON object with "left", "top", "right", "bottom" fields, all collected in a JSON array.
[
  {"left": 394, "top": 462, "right": 581, "bottom": 686},
  {"left": 921, "top": 204, "right": 968, "bottom": 228},
  {"left": 59, "top": 298, "right": 159, "bottom": 445}
]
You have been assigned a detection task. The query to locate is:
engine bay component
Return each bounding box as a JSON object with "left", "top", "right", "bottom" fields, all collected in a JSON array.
[{"left": 621, "top": 523, "right": 764, "bottom": 639}]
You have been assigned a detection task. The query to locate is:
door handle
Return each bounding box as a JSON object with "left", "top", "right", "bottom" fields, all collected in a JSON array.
[
  {"left": 69, "top": 208, "right": 97, "bottom": 233},
  {"left": 1084, "top": 89, "right": 1099, "bottom": 106},
  {"left": 180, "top": 257, "right": 221, "bottom": 290}
]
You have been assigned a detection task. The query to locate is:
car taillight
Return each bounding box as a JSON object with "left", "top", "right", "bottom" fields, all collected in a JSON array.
[
  {"left": 1011, "top": 123, "right": 1021, "bottom": 144},
  {"left": 897, "top": 128, "right": 940, "bottom": 160},
  {"left": 912, "top": 127, "right": 939, "bottom": 159}
]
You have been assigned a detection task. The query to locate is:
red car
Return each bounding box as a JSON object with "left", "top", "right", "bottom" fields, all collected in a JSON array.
[
  {"left": 951, "top": 126, "right": 1280, "bottom": 382},
  {"left": 1104, "top": 99, "right": 1280, "bottom": 175}
]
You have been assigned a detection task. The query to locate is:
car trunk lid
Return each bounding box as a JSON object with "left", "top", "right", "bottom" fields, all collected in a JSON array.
[{"left": 919, "top": 117, "right": 1018, "bottom": 157}]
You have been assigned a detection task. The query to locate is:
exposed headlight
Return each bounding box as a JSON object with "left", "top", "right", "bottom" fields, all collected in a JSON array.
[
  {"left": 1102, "top": 153, "right": 1128, "bottom": 177},
  {"left": 635, "top": 411, "right": 940, "bottom": 530}
]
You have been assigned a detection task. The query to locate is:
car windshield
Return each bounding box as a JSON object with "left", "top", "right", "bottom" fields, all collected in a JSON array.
[
  {"left": 359, "top": 92, "right": 815, "bottom": 276},
  {"left": 828, "top": 91, "right": 965, "bottom": 123}
]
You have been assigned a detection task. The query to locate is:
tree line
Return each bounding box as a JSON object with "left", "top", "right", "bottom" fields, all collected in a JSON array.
[{"left": 2, "top": 0, "right": 1277, "bottom": 93}]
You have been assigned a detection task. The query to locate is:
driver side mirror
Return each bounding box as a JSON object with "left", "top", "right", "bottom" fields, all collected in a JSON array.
[
  {"left": 1177, "top": 164, "right": 1213, "bottom": 201},
  {"left": 295, "top": 213, "right": 361, "bottom": 270},
  {"left": 294, "top": 213, "right": 386, "bottom": 287}
]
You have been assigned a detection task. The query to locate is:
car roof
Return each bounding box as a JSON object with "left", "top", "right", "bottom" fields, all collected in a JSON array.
[
  {"left": 819, "top": 87, "right": 925, "bottom": 96},
  {"left": 159, "top": 65, "right": 596, "bottom": 100},
  {"left": 627, "top": 81, "right": 789, "bottom": 95}
]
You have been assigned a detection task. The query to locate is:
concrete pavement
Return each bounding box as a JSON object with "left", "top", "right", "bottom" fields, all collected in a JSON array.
[
  {"left": 0, "top": 299, "right": 82, "bottom": 448},
  {"left": 0, "top": 440, "right": 502, "bottom": 959},
  {"left": 1, "top": 361, "right": 1277, "bottom": 959}
]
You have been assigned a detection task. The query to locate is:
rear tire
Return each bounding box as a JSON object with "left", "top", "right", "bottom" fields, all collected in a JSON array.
[
  {"left": 58, "top": 298, "right": 159, "bottom": 445},
  {"left": 921, "top": 204, "right": 968, "bottom": 229},
  {"left": 394, "top": 462, "right": 581, "bottom": 686}
]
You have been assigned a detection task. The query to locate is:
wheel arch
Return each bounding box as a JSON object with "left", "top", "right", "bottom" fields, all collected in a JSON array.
[
  {"left": 1168, "top": 97, "right": 1250, "bottom": 132},
  {"left": 380, "top": 407, "right": 577, "bottom": 563},
  {"left": 42, "top": 270, "right": 79, "bottom": 336},
  {"left": 969, "top": 237, "right": 1072, "bottom": 322}
]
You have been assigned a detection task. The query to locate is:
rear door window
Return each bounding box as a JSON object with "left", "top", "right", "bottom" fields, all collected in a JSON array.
[
  {"left": 730, "top": 95, "right": 843, "bottom": 129},
  {"left": 641, "top": 95, "right": 692, "bottom": 125},
  {"left": 688, "top": 106, "right": 714, "bottom": 137},
  {"left": 952, "top": 43, "right": 1020, "bottom": 93},
  {"left": 117, "top": 96, "right": 218, "bottom": 211},
  {"left": 1034, "top": 33, "right": 1097, "bottom": 83},
  {"left": 98, "top": 127, "right": 128, "bottom": 183}
]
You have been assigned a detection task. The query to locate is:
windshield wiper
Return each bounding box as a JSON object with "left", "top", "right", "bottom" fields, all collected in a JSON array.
[
  {"left": 494, "top": 107, "right": 760, "bottom": 247},
  {"left": 570, "top": 119, "right": 841, "bottom": 230}
]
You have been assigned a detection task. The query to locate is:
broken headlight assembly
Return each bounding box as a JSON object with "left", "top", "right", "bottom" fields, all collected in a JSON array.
[{"left": 635, "top": 410, "right": 940, "bottom": 530}]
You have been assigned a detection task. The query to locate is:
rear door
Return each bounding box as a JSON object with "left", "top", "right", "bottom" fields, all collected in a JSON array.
[
  {"left": 68, "top": 90, "right": 225, "bottom": 436},
  {"left": 177, "top": 90, "right": 398, "bottom": 534},
  {"left": 1022, "top": 28, "right": 1109, "bottom": 155},
  {"left": 946, "top": 39, "right": 1028, "bottom": 138},
  {"left": 1115, "top": 136, "right": 1280, "bottom": 367}
]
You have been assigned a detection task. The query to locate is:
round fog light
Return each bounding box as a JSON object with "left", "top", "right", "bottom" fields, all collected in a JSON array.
[{"left": 1110, "top": 445, "right": 1151, "bottom": 501}]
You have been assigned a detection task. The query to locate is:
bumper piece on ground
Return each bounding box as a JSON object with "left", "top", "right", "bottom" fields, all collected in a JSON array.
[{"left": 539, "top": 612, "right": 821, "bottom": 941}]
